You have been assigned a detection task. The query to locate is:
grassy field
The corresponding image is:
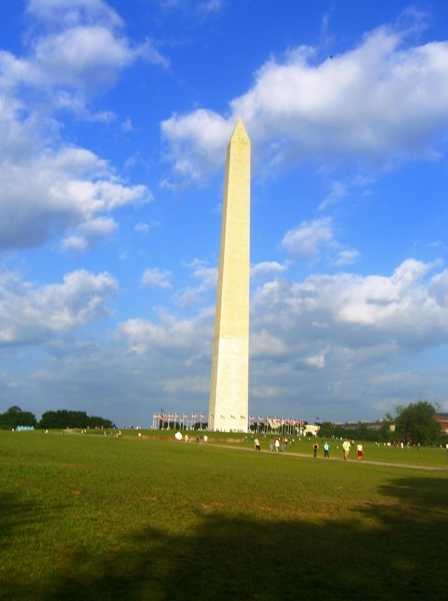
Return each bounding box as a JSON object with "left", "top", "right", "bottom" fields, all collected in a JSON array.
[
  {"left": 115, "top": 429, "right": 448, "bottom": 467},
  {"left": 1, "top": 431, "right": 447, "bottom": 600}
]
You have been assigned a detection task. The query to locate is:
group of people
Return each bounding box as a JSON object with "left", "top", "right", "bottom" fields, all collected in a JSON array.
[
  {"left": 314, "top": 439, "right": 364, "bottom": 460},
  {"left": 313, "top": 441, "right": 331, "bottom": 458},
  {"left": 174, "top": 430, "right": 368, "bottom": 461},
  {"left": 253, "top": 436, "right": 365, "bottom": 461},
  {"left": 254, "top": 437, "right": 292, "bottom": 452},
  {"left": 271, "top": 437, "right": 290, "bottom": 452},
  {"left": 174, "top": 431, "right": 208, "bottom": 443},
  {"left": 344, "top": 440, "right": 365, "bottom": 460}
]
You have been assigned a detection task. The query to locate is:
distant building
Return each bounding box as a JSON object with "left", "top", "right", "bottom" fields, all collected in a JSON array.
[
  {"left": 303, "top": 424, "right": 320, "bottom": 437},
  {"left": 435, "top": 413, "right": 448, "bottom": 434},
  {"left": 336, "top": 420, "right": 391, "bottom": 431}
]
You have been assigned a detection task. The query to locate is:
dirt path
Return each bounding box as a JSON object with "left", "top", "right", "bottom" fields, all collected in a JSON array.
[
  {"left": 54, "top": 431, "right": 448, "bottom": 472},
  {"left": 206, "top": 442, "right": 448, "bottom": 472}
]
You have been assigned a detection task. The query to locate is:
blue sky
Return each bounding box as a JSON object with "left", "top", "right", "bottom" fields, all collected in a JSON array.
[{"left": 1, "top": 0, "right": 448, "bottom": 425}]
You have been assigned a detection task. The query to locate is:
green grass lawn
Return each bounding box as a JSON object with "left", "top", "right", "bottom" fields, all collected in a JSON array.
[
  {"left": 1, "top": 431, "right": 447, "bottom": 600},
  {"left": 248, "top": 435, "right": 448, "bottom": 466},
  {"left": 117, "top": 429, "right": 448, "bottom": 467}
]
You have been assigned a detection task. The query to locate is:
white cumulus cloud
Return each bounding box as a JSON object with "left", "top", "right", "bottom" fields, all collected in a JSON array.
[
  {"left": 119, "top": 308, "right": 213, "bottom": 354},
  {"left": 0, "top": 143, "right": 149, "bottom": 250},
  {"left": 0, "top": 1, "right": 155, "bottom": 251},
  {"left": 254, "top": 258, "right": 448, "bottom": 347},
  {"left": 281, "top": 217, "right": 334, "bottom": 258},
  {"left": 22, "top": 258, "right": 446, "bottom": 423},
  {"left": 114, "top": 257, "right": 448, "bottom": 420},
  {"left": 161, "top": 24, "right": 448, "bottom": 182},
  {"left": 27, "top": 0, "right": 123, "bottom": 28},
  {"left": 251, "top": 261, "right": 288, "bottom": 279},
  {"left": 1, "top": 0, "right": 167, "bottom": 120},
  {"left": 176, "top": 260, "right": 218, "bottom": 306},
  {"left": 0, "top": 269, "right": 117, "bottom": 346},
  {"left": 62, "top": 216, "right": 118, "bottom": 252},
  {"left": 141, "top": 268, "right": 173, "bottom": 289},
  {"left": 335, "top": 248, "right": 360, "bottom": 266}
]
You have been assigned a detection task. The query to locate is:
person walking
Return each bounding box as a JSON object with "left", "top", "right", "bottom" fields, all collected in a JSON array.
[
  {"left": 254, "top": 437, "right": 261, "bottom": 452},
  {"left": 274, "top": 438, "right": 280, "bottom": 453},
  {"left": 323, "top": 441, "right": 330, "bottom": 458},
  {"left": 342, "top": 439, "right": 351, "bottom": 460},
  {"left": 356, "top": 443, "right": 364, "bottom": 460},
  {"left": 313, "top": 441, "right": 319, "bottom": 458}
]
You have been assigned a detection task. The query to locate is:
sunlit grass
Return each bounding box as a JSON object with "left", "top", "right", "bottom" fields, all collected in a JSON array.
[{"left": 1, "top": 431, "right": 447, "bottom": 600}]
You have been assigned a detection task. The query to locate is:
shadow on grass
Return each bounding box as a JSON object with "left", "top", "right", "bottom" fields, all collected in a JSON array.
[
  {"left": 4, "top": 478, "right": 448, "bottom": 601},
  {"left": 0, "top": 492, "right": 49, "bottom": 601},
  {"left": 0, "top": 491, "right": 70, "bottom": 601},
  {"left": 0, "top": 492, "right": 40, "bottom": 547}
]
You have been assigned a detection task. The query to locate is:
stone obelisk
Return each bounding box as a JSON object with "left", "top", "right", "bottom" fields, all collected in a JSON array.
[{"left": 208, "top": 120, "right": 251, "bottom": 432}]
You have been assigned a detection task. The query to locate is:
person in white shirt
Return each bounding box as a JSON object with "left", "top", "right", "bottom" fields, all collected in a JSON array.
[
  {"left": 342, "top": 439, "right": 351, "bottom": 460},
  {"left": 356, "top": 443, "right": 364, "bottom": 460}
]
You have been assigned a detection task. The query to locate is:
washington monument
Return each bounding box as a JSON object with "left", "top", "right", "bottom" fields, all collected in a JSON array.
[{"left": 208, "top": 120, "right": 251, "bottom": 432}]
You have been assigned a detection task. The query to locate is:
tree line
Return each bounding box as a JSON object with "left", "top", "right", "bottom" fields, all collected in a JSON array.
[
  {"left": 319, "top": 401, "right": 446, "bottom": 446},
  {"left": 0, "top": 406, "right": 114, "bottom": 430},
  {"left": 1, "top": 401, "right": 445, "bottom": 444}
]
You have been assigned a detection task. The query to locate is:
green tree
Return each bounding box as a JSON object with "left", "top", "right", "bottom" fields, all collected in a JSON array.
[
  {"left": 39, "top": 410, "right": 114, "bottom": 429},
  {"left": 395, "top": 401, "right": 441, "bottom": 445},
  {"left": 318, "top": 422, "right": 335, "bottom": 438},
  {"left": 87, "top": 415, "right": 114, "bottom": 428},
  {"left": 0, "top": 406, "right": 37, "bottom": 429},
  {"left": 40, "top": 410, "right": 90, "bottom": 429}
]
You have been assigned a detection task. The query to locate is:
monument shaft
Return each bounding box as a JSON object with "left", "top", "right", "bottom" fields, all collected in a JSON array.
[{"left": 209, "top": 121, "right": 251, "bottom": 432}]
